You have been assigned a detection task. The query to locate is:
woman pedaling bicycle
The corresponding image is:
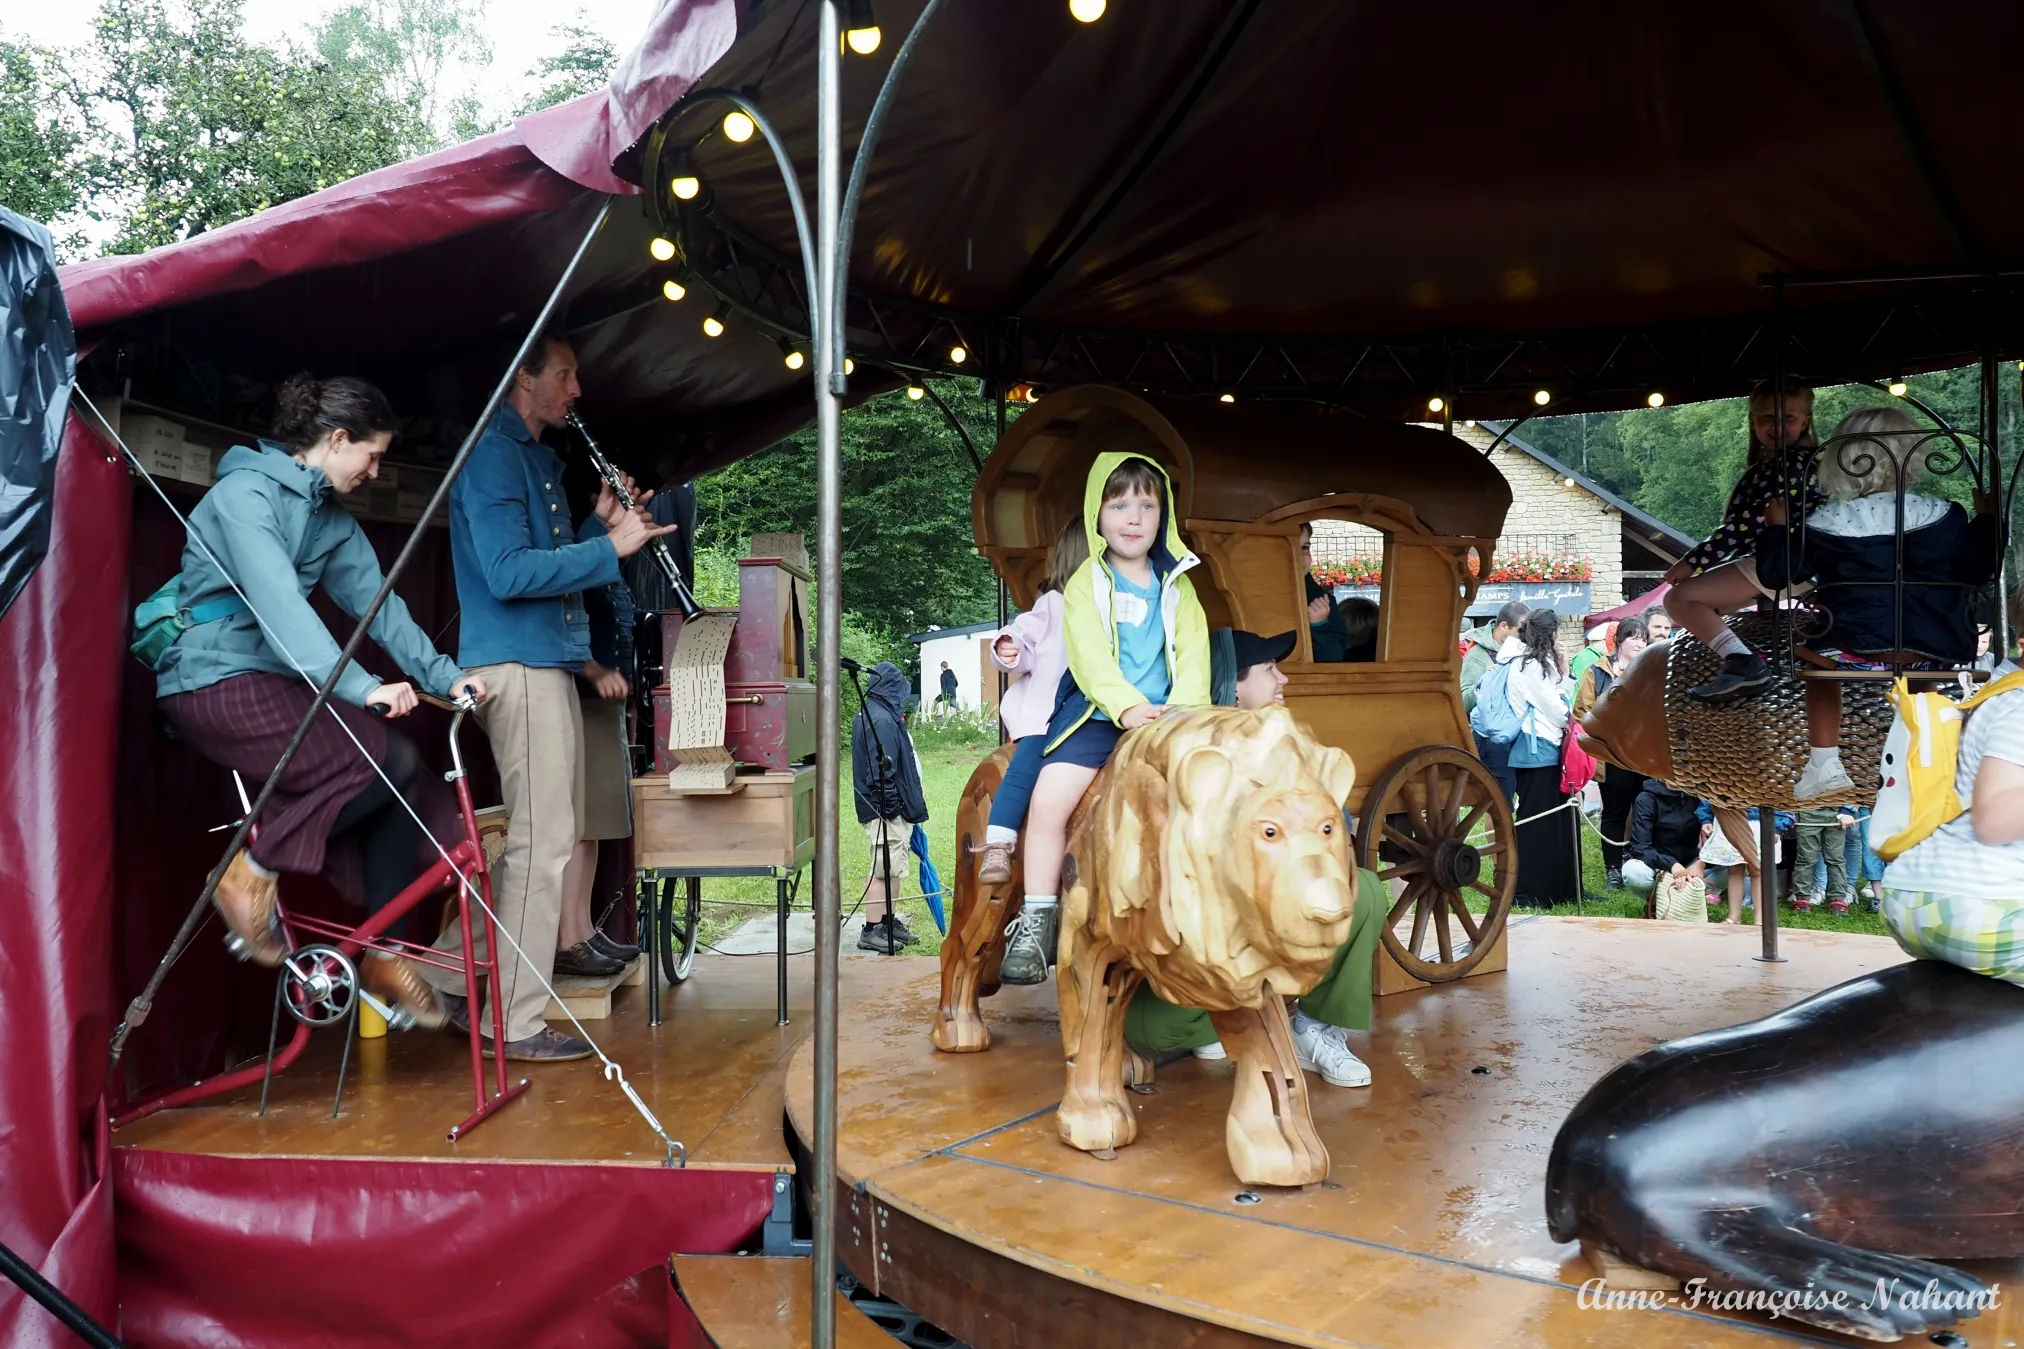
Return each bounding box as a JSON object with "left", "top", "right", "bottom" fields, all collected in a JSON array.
[{"left": 147, "top": 374, "right": 484, "bottom": 1028}]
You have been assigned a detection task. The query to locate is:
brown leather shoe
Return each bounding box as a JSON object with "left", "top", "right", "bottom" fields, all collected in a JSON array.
[
  {"left": 214, "top": 849, "right": 285, "bottom": 967},
  {"left": 361, "top": 952, "right": 449, "bottom": 1030},
  {"left": 974, "top": 841, "right": 1015, "bottom": 885},
  {"left": 482, "top": 1026, "right": 595, "bottom": 1062}
]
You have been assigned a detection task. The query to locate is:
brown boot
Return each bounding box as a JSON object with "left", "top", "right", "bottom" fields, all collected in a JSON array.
[
  {"left": 361, "top": 952, "right": 449, "bottom": 1030},
  {"left": 214, "top": 849, "right": 285, "bottom": 967},
  {"left": 974, "top": 840, "right": 1015, "bottom": 885}
]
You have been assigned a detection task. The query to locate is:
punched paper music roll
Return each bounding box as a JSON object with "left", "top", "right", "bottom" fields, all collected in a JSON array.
[{"left": 665, "top": 613, "right": 739, "bottom": 789}]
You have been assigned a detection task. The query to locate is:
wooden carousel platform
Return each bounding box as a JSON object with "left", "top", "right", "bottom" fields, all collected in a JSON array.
[
  {"left": 112, "top": 954, "right": 851, "bottom": 1169},
  {"left": 786, "top": 917, "right": 2024, "bottom": 1349}
]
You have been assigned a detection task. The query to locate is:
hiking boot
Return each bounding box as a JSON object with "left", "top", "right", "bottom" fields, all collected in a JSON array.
[
  {"left": 998, "top": 904, "right": 1056, "bottom": 985},
  {"left": 215, "top": 849, "right": 285, "bottom": 967},
  {"left": 361, "top": 952, "right": 448, "bottom": 1030},
  {"left": 1290, "top": 1012, "right": 1371, "bottom": 1088},
  {"left": 1688, "top": 652, "right": 1774, "bottom": 704},
  {"left": 886, "top": 913, "right": 921, "bottom": 947},
  {"left": 1605, "top": 867, "right": 1623, "bottom": 890},
  {"left": 483, "top": 1026, "right": 595, "bottom": 1062},
  {"left": 1795, "top": 756, "right": 1856, "bottom": 802},
  {"left": 974, "top": 841, "right": 1016, "bottom": 886}
]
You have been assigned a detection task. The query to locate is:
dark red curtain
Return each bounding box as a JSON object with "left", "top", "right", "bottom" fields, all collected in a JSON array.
[{"left": 0, "top": 413, "right": 131, "bottom": 1345}]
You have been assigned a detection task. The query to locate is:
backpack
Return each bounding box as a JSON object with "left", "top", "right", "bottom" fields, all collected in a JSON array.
[
  {"left": 1469, "top": 662, "right": 1523, "bottom": 746},
  {"left": 1872, "top": 670, "right": 2024, "bottom": 860},
  {"left": 130, "top": 578, "right": 247, "bottom": 672}
]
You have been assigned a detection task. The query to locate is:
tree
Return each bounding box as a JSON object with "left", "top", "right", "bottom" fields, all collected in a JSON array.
[
  {"left": 80, "top": 0, "right": 426, "bottom": 253},
  {"left": 519, "top": 10, "right": 618, "bottom": 114},
  {"left": 0, "top": 38, "right": 85, "bottom": 241},
  {"left": 311, "top": 0, "right": 490, "bottom": 143},
  {"left": 696, "top": 384, "right": 1003, "bottom": 668}
]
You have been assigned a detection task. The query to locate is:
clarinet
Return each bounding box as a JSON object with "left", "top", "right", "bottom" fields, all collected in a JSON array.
[{"left": 565, "top": 411, "right": 703, "bottom": 620}]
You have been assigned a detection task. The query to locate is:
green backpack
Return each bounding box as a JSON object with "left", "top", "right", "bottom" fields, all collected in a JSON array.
[{"left": 130, "top": 579, "right": 248, "bottom": 671}]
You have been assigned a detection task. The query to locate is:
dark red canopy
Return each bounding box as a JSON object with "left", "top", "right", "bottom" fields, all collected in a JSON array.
[{"left": 60, "top": 0, "right": 2024, "bottom": 481}]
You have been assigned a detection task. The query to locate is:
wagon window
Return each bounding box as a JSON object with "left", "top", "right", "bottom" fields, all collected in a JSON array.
[{"left": 1301, "top": 520, "right": 1386, "bottom": 663}]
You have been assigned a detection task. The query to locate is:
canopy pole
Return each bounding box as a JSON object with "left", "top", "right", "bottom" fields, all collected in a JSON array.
[
  {"left": 106, "top": 195, "right": 614, "bottom": 1069},
  {"left": 1984, "top": 351, "right": 2009, "bottom": 659},
  {"left": 811, "top": 1, "right": 843, "bottom": 1345}
]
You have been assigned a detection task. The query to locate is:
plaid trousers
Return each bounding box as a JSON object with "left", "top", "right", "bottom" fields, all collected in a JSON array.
[{"left": 1881, "top": 889, "right": 2024, "bottom": 987}]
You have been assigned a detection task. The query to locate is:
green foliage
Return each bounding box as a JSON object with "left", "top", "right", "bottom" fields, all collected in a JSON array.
[
  {"left": 518, "top": 10, "right": 619, "bottom": 114},
  {"left": 310, "top": 0, "right": 490, "bottom": 139},
  {"left": 695, "top": 383, "right": 1001, "bottom": 669},
  {"left": 1519, "top": 365, "right": 2024, "bottom": 547},
  {"left": 78, "top": 0, "right": 429, "bottom": 253},
  {"left": 0, "top": 38, "right": 84, "bottom": 240}
]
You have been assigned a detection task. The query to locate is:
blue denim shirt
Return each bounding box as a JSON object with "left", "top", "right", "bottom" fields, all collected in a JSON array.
[{"left": 450, "top": 406, "right": 620, "bottom": 669}]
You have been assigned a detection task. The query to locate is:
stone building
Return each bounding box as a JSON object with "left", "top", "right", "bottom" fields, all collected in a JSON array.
[{"left": 1311, "top": 421, "right": 1692, "bottom": 652}]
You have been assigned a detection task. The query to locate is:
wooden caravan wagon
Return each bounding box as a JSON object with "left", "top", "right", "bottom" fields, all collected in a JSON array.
[{"left": 975, "top": 385, "right": 1519, "bottom": 990}]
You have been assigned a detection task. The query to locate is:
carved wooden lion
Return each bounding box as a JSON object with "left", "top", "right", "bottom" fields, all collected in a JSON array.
[{"left": 933, "top": 706, "right": 1357, "bottom": 1186}]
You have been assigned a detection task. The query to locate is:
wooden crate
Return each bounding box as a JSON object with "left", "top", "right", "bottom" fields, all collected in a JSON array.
[{"left": 633, "top": 765, "right": 816, "bottom": 872}]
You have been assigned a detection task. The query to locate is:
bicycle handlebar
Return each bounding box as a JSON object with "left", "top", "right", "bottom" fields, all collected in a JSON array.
[{"left": 366, "top": 689, "right": 481, "bottom": 717}]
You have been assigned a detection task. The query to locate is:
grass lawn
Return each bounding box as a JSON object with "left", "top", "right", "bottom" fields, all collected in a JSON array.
[{"left": 671, "top": 722, "right": 1895, "bottom": 958}]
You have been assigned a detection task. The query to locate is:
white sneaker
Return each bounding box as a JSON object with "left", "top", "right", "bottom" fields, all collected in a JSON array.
[
  {"left": 1191, "top": 1041, "right": 1227, "bottom": 1060},
  {"left": 1795, "top": 756, "right": 1856, "bottom": 802},
  {"left": 1289, "top": 1013, "right": 1371, "bottom": 1088}
]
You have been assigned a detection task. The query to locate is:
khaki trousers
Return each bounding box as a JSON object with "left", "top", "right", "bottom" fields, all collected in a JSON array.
[{"left": 425, "top": 663, "right": 584, "bottom": 1042}]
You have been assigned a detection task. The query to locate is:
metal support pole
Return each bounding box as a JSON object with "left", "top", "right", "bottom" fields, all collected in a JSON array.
[
  {"left": 1984, "top": 351, "right": 2008, "bottom": 659},
  {"left": 810, "top": 2, "right": 843, "bottom": 1344},
  {"left": 1755, "top": 808, "right": 1784, "bottom": 963}
]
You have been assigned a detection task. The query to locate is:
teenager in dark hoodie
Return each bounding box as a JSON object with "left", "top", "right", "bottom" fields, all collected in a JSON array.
[{"left": 852, "top": 660, "right": 930, "bottom": 952}]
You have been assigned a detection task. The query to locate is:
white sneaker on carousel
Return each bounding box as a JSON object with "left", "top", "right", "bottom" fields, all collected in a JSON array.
[
  {"left": 1289, "top": 1011, "right": 1371, "bottom": 1088},
  {"left": 1794, "top": 756, "right": 1855, "bottom": 802},
  {"left": 1190, "top": 1041, "right": 1227, "bottom": 1060}
]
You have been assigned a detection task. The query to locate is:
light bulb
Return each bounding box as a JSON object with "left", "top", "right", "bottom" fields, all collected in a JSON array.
[
  {"left": 906, "top": 384, "right": 926, "bottom": 401},
  {"left": 722, "top": 110, "right": 755, "bottom": 144},
  {"left": 1888, "top": 379, "right": 1908, "bottom": 397},
  {"left": 648, "top": 236, "right": 676, "bottom": 262},
  {"left": 1646, "top": 391, "right": 1665, "bottom": 408},
  {"left": 1427, "top": 396, "right": 1444, "bottom": 413},
  {"left": 661, "top": 279, "right": 686, "bottom": 302},
  {"left": 1532, "top": 389, "right": 1551, "bottom": 406},
  {"left": 949, "top": 345, "right": 968, "bottom": 364},
  {"left": 1070, "top": 0, "right": 1106, "bottom": 21},
  {"left": 844, "top": 357, "right": 856, "bottom": 376},
  {"left": 1024, "top": 385, "right": 1041, "bottom": 403},
  {"left": 670, "top": 174, "right": 700, "bottom": 201},
  {"left": 846, "top": 25, "right": 881, "bottom": 54},
  {"left": 1218, "top": 393, "right": 1235, "bottom": 404},
  {"left": 1563, "top": 476, "right": 1576, "bottom": 488},
  {"left": 784, "top": 349, "right": 805, "bottom": 371},
  {"left": 703, "top": 303, "right": 729, "bottom": 338}
]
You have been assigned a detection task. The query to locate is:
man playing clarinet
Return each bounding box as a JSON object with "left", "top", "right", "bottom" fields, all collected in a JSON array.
[{"left": 420, "top": 331, "right": 675, "bottom": 1060}]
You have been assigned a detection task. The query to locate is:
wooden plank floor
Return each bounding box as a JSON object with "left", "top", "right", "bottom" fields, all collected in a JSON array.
[
  {"left": 114, "top": 954, "right": 924, "bottom": 1169},
  {"left": 788, "top": 917, "right": 2024, "bottom": 1348},
  {"left": 671, "top": 1256, "right": 892, "bottom": 1349}
]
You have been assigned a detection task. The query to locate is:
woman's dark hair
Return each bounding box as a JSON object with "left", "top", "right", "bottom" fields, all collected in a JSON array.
[
  {"left": 1518, "top": 608, "right": 1563, "bottom": 676},
  {"left": 271, "top": 373, "right": 398, "bottom": 452},
  {"left": 1612, "top": 616, "right": 1648, "bottom": 649}
]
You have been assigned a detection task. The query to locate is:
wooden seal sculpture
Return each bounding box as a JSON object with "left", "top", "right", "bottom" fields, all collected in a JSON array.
[
  {"left": 1546, "top": 959, "right": 2024, "bottom": 1342},
  {"left": 932, "top": 706, "right": 1358, "bottom": 1187}
]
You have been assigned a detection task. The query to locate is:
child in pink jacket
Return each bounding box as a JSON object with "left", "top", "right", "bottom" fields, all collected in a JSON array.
[{"left": 975, "top": 516, "right": 1088, "bottom": 883}]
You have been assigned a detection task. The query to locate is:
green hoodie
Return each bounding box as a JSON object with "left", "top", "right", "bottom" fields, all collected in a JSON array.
[
  {"left": 1048, "top": 451, "right": 1211, "bottom": 751},
  {"left": 156, "top": 442, "right": 466, "bottom": 707}
]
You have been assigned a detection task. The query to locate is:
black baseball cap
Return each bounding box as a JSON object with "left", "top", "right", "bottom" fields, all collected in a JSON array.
[{"left": 1232, "top": 629, "right": 1297, "bottom": 671}]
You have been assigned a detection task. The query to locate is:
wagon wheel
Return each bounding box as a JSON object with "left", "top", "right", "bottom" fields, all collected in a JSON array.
[{"left": 1357, "top": 746, "right": 1515, "bottom": 983}]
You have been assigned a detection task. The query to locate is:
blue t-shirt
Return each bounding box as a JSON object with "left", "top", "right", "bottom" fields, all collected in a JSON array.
[{"left": 1098, "top": 568, "right": 1170, "bottom": 720}]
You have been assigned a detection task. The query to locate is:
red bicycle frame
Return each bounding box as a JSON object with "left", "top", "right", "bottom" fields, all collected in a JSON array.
[{"left": 113, "top": 701, "right": 529, "bottom": 1140}]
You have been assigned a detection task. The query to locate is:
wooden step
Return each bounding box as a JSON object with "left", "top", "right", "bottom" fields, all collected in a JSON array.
[
  {"left": 541, "top": 956, "right": 642, "bottom": 1021},
  {"left": 671, "top": 1256, "right": 891, "bottom": 1349}
]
